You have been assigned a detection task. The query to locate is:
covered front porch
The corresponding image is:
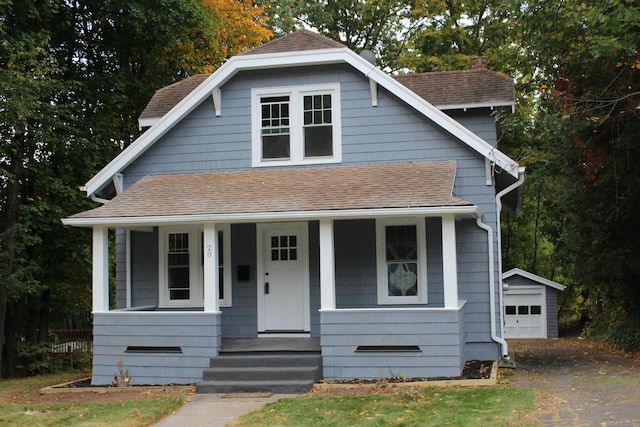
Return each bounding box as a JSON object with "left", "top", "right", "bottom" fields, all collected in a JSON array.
[{"left": 64, "top": 162, "right": 495, "bottom": 386}]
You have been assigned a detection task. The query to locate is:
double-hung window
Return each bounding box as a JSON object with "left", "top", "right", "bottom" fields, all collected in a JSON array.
[
  {"left": 252, "top": 83, "right": 341, "bottom": 166},
  {"left": 160, "top": 225, "right": 231, "bottom": 308},
  {"left": 376, "top": 218, "right": 428, "bottom": 304}
]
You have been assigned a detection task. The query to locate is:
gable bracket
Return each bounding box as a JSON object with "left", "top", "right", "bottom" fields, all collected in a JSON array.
[
  {"left": 212, "top": 87, "right": 221, "bottom": 116},
  {"left": 369, "top": 78, "right": 378, "bottom": 107}
]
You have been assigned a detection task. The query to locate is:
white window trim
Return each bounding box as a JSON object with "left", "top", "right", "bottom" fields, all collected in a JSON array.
[
  {"left": 375, "top": 218, "right": 428, "bottom": 305},
  {"left": 251, "top": 83, "right": 342, "bottom": 167},
  {"left": 212, "top": 224, "right": 232, "bottom": 307},
  {"left": 159, "top": 225, "right": 232, "bottom": 308}
]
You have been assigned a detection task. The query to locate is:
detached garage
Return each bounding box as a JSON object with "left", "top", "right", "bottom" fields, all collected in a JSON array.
[{"left": 502, "top": 268, "right": 566, "bottom": 339}]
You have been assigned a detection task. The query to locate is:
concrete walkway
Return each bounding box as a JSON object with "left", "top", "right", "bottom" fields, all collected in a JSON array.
[{"left": 153, "top": 393, "right": 297, "bottom": 427}]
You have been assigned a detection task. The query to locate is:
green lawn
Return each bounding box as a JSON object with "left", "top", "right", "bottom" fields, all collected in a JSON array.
[
  {"left": 0, "top": 373, "right": 186, "bottom": 427},
  {"left": 231, "top": 386, "right": 537, "bottom": 427}
]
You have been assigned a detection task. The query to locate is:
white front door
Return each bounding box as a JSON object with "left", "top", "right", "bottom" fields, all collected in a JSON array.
[
  {"left": 257, "top": 223, "right": 310, "bottom": 333},
  {"left": 504, "top": 286, "right": 546, "bottom": 339}
]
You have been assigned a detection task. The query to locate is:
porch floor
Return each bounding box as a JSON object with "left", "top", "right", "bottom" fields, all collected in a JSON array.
[{"left": 220, "top": 337, "right": 320, "bottom": 353}]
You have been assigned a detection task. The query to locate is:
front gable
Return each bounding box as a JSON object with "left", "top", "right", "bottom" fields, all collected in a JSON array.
[{"left": 81, "top": 31, "right": 521, "bottom": 201}]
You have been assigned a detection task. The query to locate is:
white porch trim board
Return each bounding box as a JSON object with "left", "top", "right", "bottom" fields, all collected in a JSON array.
[
  {"left": 441, "top": 214, "right": 459, "bottom": 309},
  {"left": 92, "top": 226, "right": 109, "bottom": 313},
  {"left": 319, "top": 218, "right": 336, "bottom": 310},
  {"left": 203, "top": 223, "right": 220, "bottom": 312}
]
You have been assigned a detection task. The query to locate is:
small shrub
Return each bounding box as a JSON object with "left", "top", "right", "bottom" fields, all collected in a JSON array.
[
  {"left": 16, "top": 342, "right": 92, "bottom": 377},
  {"left": 603, "top": 328, "right": 640, "bottom": 351}
]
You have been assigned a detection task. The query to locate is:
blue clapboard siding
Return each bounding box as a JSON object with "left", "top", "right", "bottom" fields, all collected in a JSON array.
[
  {"left": 334, "top": 219, "right": 377, "bottom": 308},
  {"left": 320, "top": 306, "right": 466, "bottom": 379},
  {"left": 221, "top": 223, "right": 257, "bottom": 337},
  {"left": 447, "top": 110, "right": 500, "bottom": 146},
  {"left": 113, "top": 62, "right": 505, "bottom": 369},
  {"left": 92, "top": 312, "right": 220, "bottom": 385},
  {"left": 131, "top": 229, "right": 159, "bottom": 307},
  {"left": 308, "top": 221, "right": 321, "bottom": 336}
]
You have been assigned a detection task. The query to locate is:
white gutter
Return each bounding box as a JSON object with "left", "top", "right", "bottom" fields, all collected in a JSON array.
[
  {"left": 477, "top": 166, "right": 525, "bottom": 359},
  {"left": 90, "top": 194, "right": 110, "bottom": 205},
  {"left": 62, "top": 205, "right": 482, "bottom": 228}
]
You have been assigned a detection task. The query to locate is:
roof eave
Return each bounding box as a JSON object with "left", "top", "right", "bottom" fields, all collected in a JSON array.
[
  {"left": 502, "top": 267, "right": 566, "bottom": 291},
  {"left": 62, "top": 205, "right": 482, "bottom": 228},
  {"left": 438, "top": 101, "right": 515, "bottom": 112}
]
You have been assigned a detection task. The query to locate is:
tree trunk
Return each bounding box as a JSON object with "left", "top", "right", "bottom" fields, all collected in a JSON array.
[
  {"left": 26, "top": 296, "right": 38, "bottom": 346},
  {"left": 0, "top": 294, "right": 7, "bottom": 377},
  {"left": 38, "top": 290, "right": 50, "bottom": 343},
  {"left": 0, "top": 132, "right": 25, "bottom": 377},
  {"left": 4, "top": 308, "right": 17, "bottom": 378}
]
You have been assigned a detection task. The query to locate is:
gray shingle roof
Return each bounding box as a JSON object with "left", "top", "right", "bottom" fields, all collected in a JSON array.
[
  {"left": 138, "top": 74, "right": 210, "bottom": 125},
  {"left": 393, "top": 70, "right": 514, "bottom": 109},
  {"left": 69, "top": 162, "right": 469, "bottom": 220},
  {"left": 240, "top": 29, "right": 346, "bottom": 55},
  {"left": 138, "top": 30, "right": 514, "bottom": 125}
]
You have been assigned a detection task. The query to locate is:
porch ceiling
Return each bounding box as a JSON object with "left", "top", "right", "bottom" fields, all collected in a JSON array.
[{"left": 64, "top": 161, "right": 474, "bottom": 226}]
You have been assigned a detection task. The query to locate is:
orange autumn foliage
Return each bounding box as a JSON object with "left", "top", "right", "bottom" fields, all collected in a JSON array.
[
  {"left": 169, "top": 0, "right": 272, "bottom": 74},
  {"left": 200, "top": 0, "right": 273, "bottom": 70}
]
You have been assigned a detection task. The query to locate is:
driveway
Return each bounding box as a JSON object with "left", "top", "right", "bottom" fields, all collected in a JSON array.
[{"left": 509, "top": 338, "right": 640, "bottom": 426}]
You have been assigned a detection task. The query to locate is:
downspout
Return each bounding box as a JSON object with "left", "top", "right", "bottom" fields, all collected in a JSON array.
[
  {"left": 476, "top": 217, "right": 508, "bottom": 358},
  {"left": 87, "top": 173, "right": 123, "bottom": 205},
  {"left": 479, "top": 166, "right": 525, "bottom": 359}
]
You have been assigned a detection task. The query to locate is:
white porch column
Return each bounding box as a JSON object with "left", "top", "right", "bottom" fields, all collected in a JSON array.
[
  {"left": 92, "top": 226, "right": 109, "bottom": 313},
  {"left": 203, "top": 223, "right": 220, "bottom": 312},
  {"left": 319, "top": 218, "right": 336, "bottom": 310},
  {"left": 441, "top": 214, "right": 459, "bottom": 308}
]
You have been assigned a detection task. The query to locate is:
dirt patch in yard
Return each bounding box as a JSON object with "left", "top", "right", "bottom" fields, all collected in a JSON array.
[
  {"left": 6, "top": 384, "right": 193, "bottom": 405},
  {"left": 312, "top": 359, "right": 495, "bottom": 396}
]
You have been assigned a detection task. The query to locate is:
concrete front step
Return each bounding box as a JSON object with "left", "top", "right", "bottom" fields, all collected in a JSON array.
[
  {"left": 196, "top": 379, "right": 316, "bottom": 394},
  {"left": 209, "top": 353, "right": 322, "bottom": 368},
  {"left": 203, "top": 366, "right": 320, "bottom": 382},
  {"left": 197, "top": 352, "right": 322, "bottom": 394}
]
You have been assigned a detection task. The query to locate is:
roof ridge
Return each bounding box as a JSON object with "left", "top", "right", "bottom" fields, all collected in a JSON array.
[{"left": 240, "top": 29, "right": 346, "bottom": 56}]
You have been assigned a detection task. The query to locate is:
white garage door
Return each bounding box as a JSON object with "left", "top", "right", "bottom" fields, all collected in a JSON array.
[{"left": 504, "top": 287, "right": 546, "bottom": 339}]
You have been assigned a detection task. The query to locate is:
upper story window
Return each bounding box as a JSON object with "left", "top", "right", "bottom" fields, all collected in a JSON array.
[{"left": 252, "top": 83, "right": 341, "bottom": 167}]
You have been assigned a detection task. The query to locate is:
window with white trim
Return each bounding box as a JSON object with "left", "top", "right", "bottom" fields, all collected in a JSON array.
[
  {"left": 252, "top": 83, "right": 341, "bottom": 166},
  {"left": 376, "top": 218, "right": 428, "bottom": 304},
  {"left": 160, "top": 225, "right": 231, "bottom": 307}
]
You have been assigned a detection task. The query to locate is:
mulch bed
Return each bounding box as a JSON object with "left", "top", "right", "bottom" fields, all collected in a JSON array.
[{"left": 321, "top": 359, "right": 493, "bottom": 385}]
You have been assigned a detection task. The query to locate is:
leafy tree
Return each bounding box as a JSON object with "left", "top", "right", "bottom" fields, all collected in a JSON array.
[
  {"left": 537, "top": 0, "right": 640, "bottom": 341},
  {"left": 0, "top": 0, "right": 63, "bottom": 376},
  {"left": 262, "top": 0, "right": 426, "bottom": 70},
  {"left": 1, "top": 0, "right": 271, "bottom": 376}
]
